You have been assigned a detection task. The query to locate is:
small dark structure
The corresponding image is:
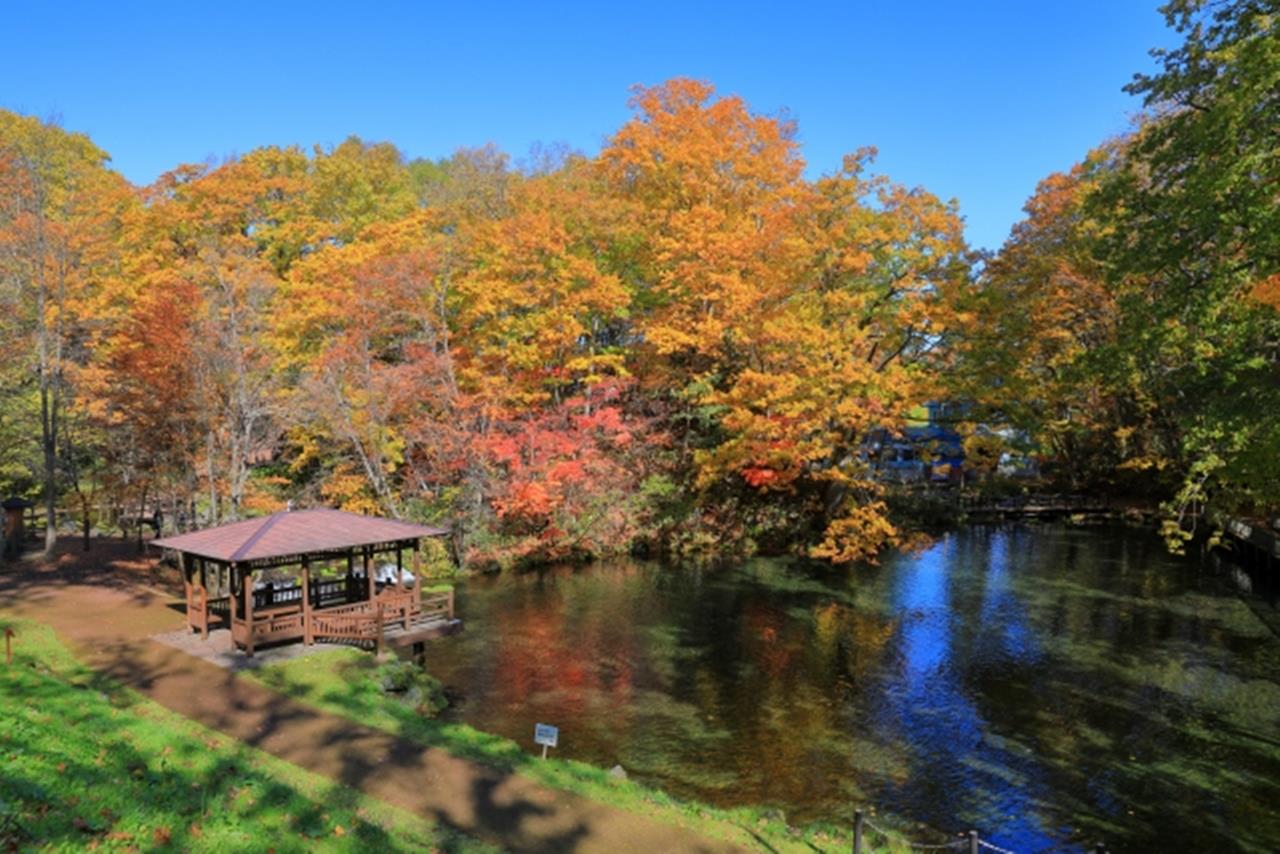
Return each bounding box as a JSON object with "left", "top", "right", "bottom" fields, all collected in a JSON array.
[
  {"left": 2, "top": 497, "right": 34, "bottom": 559},
  {"left": 152, "top": 508, "right": 460, "bottom": 657}
]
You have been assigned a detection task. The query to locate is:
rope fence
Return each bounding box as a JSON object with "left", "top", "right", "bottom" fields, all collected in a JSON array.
[{"left": 853, "top": 809, "right": 1111, "bottom": 854}]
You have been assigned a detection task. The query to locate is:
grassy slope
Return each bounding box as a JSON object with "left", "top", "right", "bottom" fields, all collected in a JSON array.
[
  {"left": 248, "top": 649, "right": 912, "bottom": 854},
  {"left": 0, "top": 619, "right": 497, "bottom": 854}
]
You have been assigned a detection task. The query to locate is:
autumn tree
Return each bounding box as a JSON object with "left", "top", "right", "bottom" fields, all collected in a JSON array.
[
  {"left": 600, "top": 82, "right": 971, "bottom": 562},
  {"left": 112, "top": 152, "right": 308, "bottom": 523},
  {"left": 0, "top": 112, "right": 130, "bottom": 554},
  {"left": 477, "top": 381, "right": 658, "bottom": 566},
  {"left": 694, "top": 151, "right": 970, "bottom": 561},
  {"left": 953, "top": 162, "right": 1132, "bottom": 491},
  {"left": 409, "top": 144, "right": 513, "bottom": 222},
  {"left": 601, "top": 79, "right": 806, "bottom": 380},
  {"left": 452, "top": 159, "right": 632, "bottom": 406},
  {"left": 275, "top": 211, "right": 459, "bottom": 516}
]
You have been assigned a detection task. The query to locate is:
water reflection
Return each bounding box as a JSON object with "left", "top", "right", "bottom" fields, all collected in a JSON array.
[{"left": 426, "top": 525, "right": 1280, "bottom": 853}]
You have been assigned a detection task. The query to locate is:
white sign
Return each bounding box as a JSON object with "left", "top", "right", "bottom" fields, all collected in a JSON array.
[{"left": 534, "top": 723, "right": 559, "bottom": 748}]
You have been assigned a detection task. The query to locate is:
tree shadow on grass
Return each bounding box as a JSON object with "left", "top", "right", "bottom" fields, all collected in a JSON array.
[
  {"left": 1, "top": 644, "right": 456, "bottom": 852},
  {"left": 76, "top": 635, "right": 602, "bottom": 851}
]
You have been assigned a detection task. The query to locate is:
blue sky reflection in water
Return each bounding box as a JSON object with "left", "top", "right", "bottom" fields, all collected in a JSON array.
[
  {"left": 425, "top": 525, "right": 1280, "bottom": 853},
  {"left": 879, "top": 534, "right": 1056, "bottom": 851}
]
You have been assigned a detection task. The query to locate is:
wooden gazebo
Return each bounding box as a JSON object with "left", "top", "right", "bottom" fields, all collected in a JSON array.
[{"left": 152, "top": 508, "right": 460, "bottom": 657}]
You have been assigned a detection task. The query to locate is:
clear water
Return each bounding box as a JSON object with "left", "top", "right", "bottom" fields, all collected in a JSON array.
[{"left": 425, "top": 525, "right": 1280, "bottom": 853}]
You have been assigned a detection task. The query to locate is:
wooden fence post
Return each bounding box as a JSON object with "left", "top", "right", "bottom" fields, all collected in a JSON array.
[
  {"left": 968, "top": 830, "right": 979, "bottom": 854},
  {"left": 852, "top": 809, "right": 863, "bottom": 854},
  {"left": 375, "top": 605, "right": 384, "bottom": 658},
  {"left": 4, "top": 628, "right": 13, "bottom": 665}
]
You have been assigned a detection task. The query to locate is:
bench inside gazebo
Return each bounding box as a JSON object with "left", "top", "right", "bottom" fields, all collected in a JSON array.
[{"left": 152, "top": 508, "right": 461, "bottom": 657}]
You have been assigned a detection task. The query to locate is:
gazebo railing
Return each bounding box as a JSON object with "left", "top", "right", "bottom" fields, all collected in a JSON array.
[
  {"left": 185, "top": 586, "right": 231, "bottom": 636},
  {"left": 311, "top": 605, "right": 383, "bottom": 644},
  {"left": 232, "top": 603, "right": 304, "bottom": 648},
  {"left": 230, "top": 587, "right": 455, "bottom": 652}
]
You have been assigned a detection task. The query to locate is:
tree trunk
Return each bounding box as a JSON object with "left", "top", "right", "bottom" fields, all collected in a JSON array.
[
  {"left": 40, "top": 378, "right": 57, "bottom": 557},
  {"left": 135, "top": 482, "right": 148, "bottom": 552},
  {"left": 205, "top": 430, "right": 219, "bottom": 525},
  {"left": 80, "top": 493, "right": 92, "bottom": 552}
]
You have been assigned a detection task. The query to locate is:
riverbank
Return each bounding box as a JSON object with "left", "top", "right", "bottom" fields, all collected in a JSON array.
[{"left": 245, "top": 647, "right": 869, "bottom": 853}]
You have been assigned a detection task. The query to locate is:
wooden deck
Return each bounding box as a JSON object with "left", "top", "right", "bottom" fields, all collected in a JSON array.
[{"left": 383, "top": 614, "right": 464, "bottom": 648}]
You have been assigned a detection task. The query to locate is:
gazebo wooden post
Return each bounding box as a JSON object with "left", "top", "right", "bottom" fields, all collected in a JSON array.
[
  {"left": 229, "top": 565, "right": 240, "bottom": 653},
  {"left": 411, "top": 540, "right": 421, "bottom": 583},
  {"left": 180, "top": 552, "right": 192, "bottom": 631},
  {"left": 396, "top": 546, "right": 409, "bottom": 629},
  {"left": 346, "top": 551, "right": 355, "bottom": 602},
  {"left": 301, "top": 556, "right": 312, "bottom": 645},
  {"left": 412, "top": 541, "right": 426, "bottom": 610},
  {"left": 242, "top": 564, "right": 255, "bottom": 657},
  {"left": 198, "top": 558, "right": 209, "bottom": 640},
  {"left": 364, "top": 546, "right": 375, "bottom": 602}
]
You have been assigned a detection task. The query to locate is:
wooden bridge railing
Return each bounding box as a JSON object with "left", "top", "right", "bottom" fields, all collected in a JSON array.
[{"left": 959, "top": 493, "right": 1111, "bottom": 514}]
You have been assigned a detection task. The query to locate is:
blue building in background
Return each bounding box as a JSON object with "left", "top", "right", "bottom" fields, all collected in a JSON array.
[
  {"left": 869, "top": 402, "right": 965, "bottom": 484},
  {"left": 868, "top": 401, "right": 1040, "bottom": 484}
]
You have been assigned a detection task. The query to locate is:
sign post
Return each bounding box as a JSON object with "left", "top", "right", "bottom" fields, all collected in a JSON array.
[{"left": 534, "top": 723, "right": 558, "bottom": 760}]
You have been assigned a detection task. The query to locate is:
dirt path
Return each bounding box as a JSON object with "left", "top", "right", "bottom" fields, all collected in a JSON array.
[{"left": 0, "top": 550, "right": 742, "bottom": 853}]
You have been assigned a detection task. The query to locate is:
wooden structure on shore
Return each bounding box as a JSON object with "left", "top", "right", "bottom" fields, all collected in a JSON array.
[
  {"left": 2, "top": 497, "right": 34, "bottom": 559},
  {"left": 152, "top": 509, "right": 460, "bottom": 657}
]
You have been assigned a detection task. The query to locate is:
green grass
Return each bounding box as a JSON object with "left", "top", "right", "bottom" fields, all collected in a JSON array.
[
  {"left": 247, "top": 649, "right": 913, "bottom": 854},
  {"left": 0, "top": 619, "right": 497, "bottom": 854}
]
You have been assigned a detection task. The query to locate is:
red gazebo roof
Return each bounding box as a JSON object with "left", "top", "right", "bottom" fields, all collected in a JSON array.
[{"left": 152, "top": 508, "right": 447, "bottom": 565}]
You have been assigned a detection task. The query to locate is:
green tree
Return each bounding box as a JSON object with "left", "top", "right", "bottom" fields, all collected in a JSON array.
[{"left": 1091, "top": 0, "right": 1280, "bottom": 543}]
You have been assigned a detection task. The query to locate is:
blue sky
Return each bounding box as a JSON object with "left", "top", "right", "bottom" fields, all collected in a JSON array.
[{"left": 3, "top": 1, "right": 1175, "bottom": 251}]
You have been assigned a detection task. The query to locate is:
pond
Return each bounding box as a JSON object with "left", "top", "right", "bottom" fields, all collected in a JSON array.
[{"left": 426, "top": 525, "right": 1280, "bottom": 853}]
